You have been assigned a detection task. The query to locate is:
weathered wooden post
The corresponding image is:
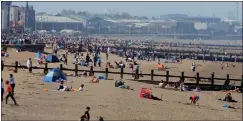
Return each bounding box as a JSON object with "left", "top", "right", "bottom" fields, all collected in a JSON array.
[
  {"left": 75, "top": 64, "right": 78, "bottom": 76},
  {"left": 120, "top": 67, "right": 124, "bottom": 79},
  {"left": 180, "top": 72, "right": 184, "bottom": 83},
  {"left": 211, "top": 72, "right": 215, "bottom": 85},
  {"left": 135, "top": 69, "right": 139, "bottom": 79},
  {"left": 44, "top": 63, "right": 48, "bottom": 74},
  {"left": 105, "top": 68, "right": 108, "bottom": 79},
  {"left": 224, "top": 74, "right": 230, "bottom": 85},
  {"left": 196, "top": 72, "right": 200, "bottom": 85},
  {"left": 29, "top": 64, "right": 32, "bottom": 73},
  {"left": 151, "top": 69, "right": 154, "bottom": 81},
  {"left": 89, "top": 66, "right": 94, "bottom": 76},
  {"left": 60, "top": 64, "right": 63, "bottom": 71},
  {"left": 166, "top": 70, "right": 169, "bottom": 83},
  {"left": 15, "top": 61, "right": 18, "bottom": 73}
]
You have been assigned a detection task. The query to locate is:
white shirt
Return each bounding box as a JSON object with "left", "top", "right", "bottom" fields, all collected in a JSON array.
[
  {"left": 10, "top": 77, "right": 15, "bottom": 84},
  {"left": 78, "top": 87, "right": 84, "bottom": 91},
  {"left": 27, "top": 60, "right": 32, "bottom": 68},
  {"left": 1, "top": 81, "right": 4, "bottom": 89}
]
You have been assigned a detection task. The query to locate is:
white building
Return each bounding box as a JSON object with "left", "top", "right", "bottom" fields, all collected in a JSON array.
[
  {"left": 194, "top": 22, "right": 207, "bottom": 30},
  {"left": 1, "top": 7, "right": 9, "bottom": 29},
  {"left": 9, "top": 6, "right": 19, "bottom": 27}
]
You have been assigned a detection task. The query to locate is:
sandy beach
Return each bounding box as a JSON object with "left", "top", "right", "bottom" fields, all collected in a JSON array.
[{"left": 1, "top": 48, "right": 242, "bottom": 120}]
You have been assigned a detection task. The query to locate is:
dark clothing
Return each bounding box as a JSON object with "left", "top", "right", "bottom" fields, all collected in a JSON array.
[
  {"left": 106, "top": 53, "right": 108, "bottom": 60},
  {"left": 6, "top": 93, "right": 17, "bottom": 105},
  {"left": 86, "top": 56, "right": 90, "bottom": 63},
  {"left": 1, "top": 88, "right": 4, "bottom": 102},
  {"left": 84, "top": 111, "right": 90, "bottom": 121},
  {"left": 58, "top": 84, "right": 64, "bottom": 90},
  {"left": 10, "top": 83, "right": 15, "bottom": 95}
]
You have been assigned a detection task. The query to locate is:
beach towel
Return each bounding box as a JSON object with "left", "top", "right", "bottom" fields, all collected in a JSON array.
[{"left": 98, "top": 75, "right": 107, "bottom": 80}]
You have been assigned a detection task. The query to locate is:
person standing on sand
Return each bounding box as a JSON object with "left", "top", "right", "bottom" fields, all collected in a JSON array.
[
  {"left": 5, "top": 80, "right": 17, "bottom": 105},
  {"left": 26, "top": 58, "right": 32, "bottom": 69},
  {"left": 9, "top": 74, "right": 16, "bottom": 95}
]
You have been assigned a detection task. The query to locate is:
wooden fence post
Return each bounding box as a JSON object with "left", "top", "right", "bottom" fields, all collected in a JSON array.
[
  {"left": 196, "top": 72, "right": 200, "bottom": 85},
  {"left": 15, "top": 61, "right": 18, "bottom": 73},
  {"left": 29, "top": 65, "right": 32, "bottom": 73},
  {"left": 180, "top": 72, "right": 184, "bottom": 83},
  {"left": 75, "top": 64, "right": 78, "bottom": 76},
  {"left": 151, "top": 70, "right": 154, "bottom": 81},
  {"left": 105, "top": 68, "right": 108, "bottom": 79},
  {"left": 135, "top": 69, "right": 139, "bottom": 79},
  {"left": 224, "top": 74, "right": 230, "bottom": 85},
  {"left": 166, "top": 70, "right": 169, "bottom": 83},
  {"left": 60, "top": 64, "right": 63, "bottom": 71},
  {"left": 120, "top": 67, "right": 124, "bottom": 79},
  {"left": 89, "top": 66, "right": 93, "bottom": 76},
  {"left": 44, "top": 63, "right": 48, "bottom": 74},
  {"left": 211, "top": 72, "right": 214, "bottom": 85}
]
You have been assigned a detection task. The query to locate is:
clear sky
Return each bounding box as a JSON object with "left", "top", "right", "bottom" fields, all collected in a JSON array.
[{"left": 13, "top": 1, "right": 242, "bottom": 20}]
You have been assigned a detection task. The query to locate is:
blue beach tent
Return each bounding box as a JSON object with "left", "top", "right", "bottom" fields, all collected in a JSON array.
[
  {"left": 43, "top": 68, "right": 67, "bottom": 82},
  {"left": 46, "top": 54, "right": 59, "bottom": 62}
]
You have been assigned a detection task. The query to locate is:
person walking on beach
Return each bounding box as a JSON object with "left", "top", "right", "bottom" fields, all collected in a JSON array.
[
  {"left": 97, "top": 57, "right": 102, "bottom": 67},
  {"left": 5, "top": 80, "right": 17, "bottom": 105},
  {"left": 9, "top": 74, "right": 16, "bottom": 95},
  {"left": 1, "top": 79, "right": 4, "bottom": 102}
]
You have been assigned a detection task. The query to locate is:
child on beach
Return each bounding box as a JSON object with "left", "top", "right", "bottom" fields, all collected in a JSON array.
[
  {"left": 78, "top": 84, "right": 85, "bottom": 91},
  {"left": 5, "top": 80, "right": 17, "bottom": 105},
  {"left": 189, "top": 95, "right": 199, "bottom": 105}
]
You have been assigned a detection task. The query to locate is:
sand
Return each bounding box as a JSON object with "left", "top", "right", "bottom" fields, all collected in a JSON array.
[{"left": 1, "top": 48, "right": 242, "bottom": 120}]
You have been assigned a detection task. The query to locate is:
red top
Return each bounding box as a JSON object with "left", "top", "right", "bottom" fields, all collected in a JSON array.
[{"left": 6, "top": 85, "right": 12, "bottom": 93}]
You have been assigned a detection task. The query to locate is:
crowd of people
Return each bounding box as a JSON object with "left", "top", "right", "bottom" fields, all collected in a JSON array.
[{"left": 1, "top": 33, "right": 242, "bottom": 120}]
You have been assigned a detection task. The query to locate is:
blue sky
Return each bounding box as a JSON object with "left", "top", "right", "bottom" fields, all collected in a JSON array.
[{"left": 13, "top": 1, "right": 242, "bottom": 20}]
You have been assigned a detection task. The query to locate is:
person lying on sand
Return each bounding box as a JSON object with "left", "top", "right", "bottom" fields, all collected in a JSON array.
[
  {"left": 190, "top": 95, "right": 199, "bottom": 105},
  {"left": 57, "top": 81, "right": 72, "bottom": 91},
  {"left": 91, "top": 76, "right": 99, "bottom": 83},
  {"left": 57, "top": 81, "right": 64, "bottom": 90},
  {"left": 115, "top": 79, "right": 134, "bottom": 90},
  {"left": 78, "top": 84, "right": 85, "bottom": 91},
  {"left": 218, "top": 93, "right": 237, "bottom": 102},
  {"left": 154, "top": 80, "right": 166, "bottom": 88}
]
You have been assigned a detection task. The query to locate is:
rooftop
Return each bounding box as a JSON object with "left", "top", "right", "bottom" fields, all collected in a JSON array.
[{"left": 36, "top": 15, "right": 82, "bottom": 23}]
